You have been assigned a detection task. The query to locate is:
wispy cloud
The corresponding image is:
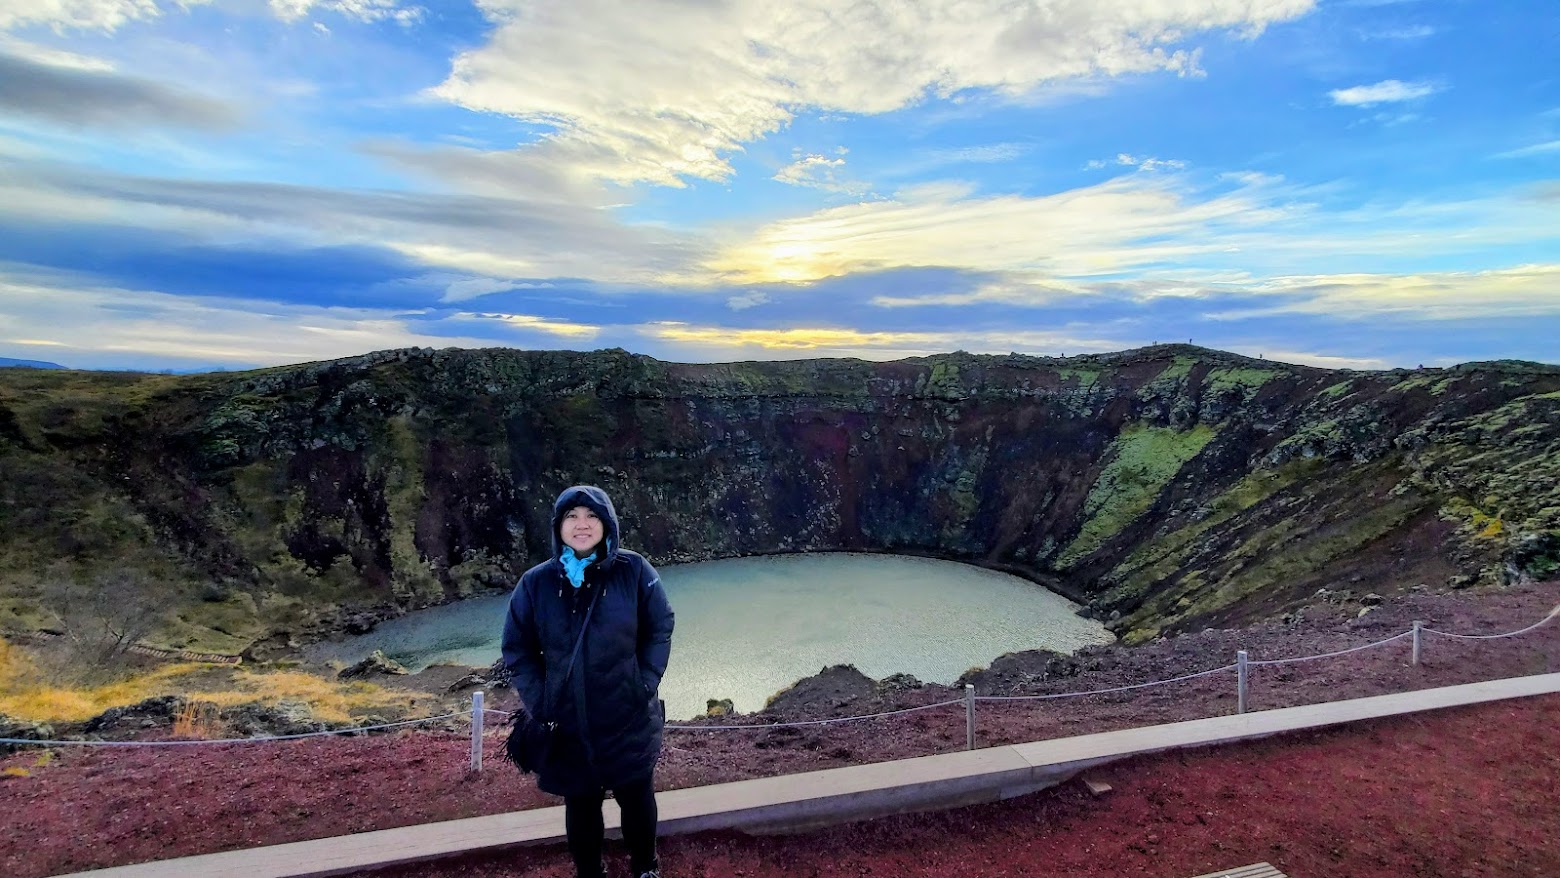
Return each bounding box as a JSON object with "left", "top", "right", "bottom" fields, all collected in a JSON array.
[
  {"left": 1361, "top": 25, "right": 1436, "bottom": 40},
  {"left": 710, "top": 172, "right": 1296, "bottom": 284},
  {"left": 0, "top": 157, "right": 707, "bottom": 285},
  {"left": 267, "top": 0, "right": 423, "bottom": 25},
  {"left": 0, "top": 274, "right": 507, "bottom": 370},
  {"left": 0, "top": 0, "right": 422, "bottom": 32},
  {"left": 1208, "top": 264, "right": 1560, "bottom": 320},
  {"left": 726, "top": 291, "right": 771, "bottom": 311},
  {"left": 0, "top": 47, "right": 241, "bottom": 132},
  {"left": 772, "top": 152, "right": 870, "bottom": 196},
  {"left": 1085, "top": 153, "right": 1188, "bottom": 172},
  {"left": 1329, "top": 79, "right": 1440, "bottom": 106},
  {"left": 0, "top": 0, "right": 198, "bottom": 33},
  {"left": 710, "top": 170, "right": 1560, "bottom": 289},
  {"left": 1493, "top": 139, "right": 1560, "bottom": 159},
  {"left": 924, "top": 143, "right": 1029, "bottom": 165}
]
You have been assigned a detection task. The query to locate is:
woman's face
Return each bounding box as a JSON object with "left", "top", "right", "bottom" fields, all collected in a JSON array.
[{"left": 559, "top": 505, "right": 604, "bottom": 555}]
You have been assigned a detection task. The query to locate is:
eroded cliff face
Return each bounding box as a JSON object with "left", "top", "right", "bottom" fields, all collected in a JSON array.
[{"left": 2, "top": 345, "right": 1556, "bottom": 653}]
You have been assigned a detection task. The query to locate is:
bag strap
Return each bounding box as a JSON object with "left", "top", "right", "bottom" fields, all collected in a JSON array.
[{"left": 539, "top": 585, "right": 600, "bottom": 725}]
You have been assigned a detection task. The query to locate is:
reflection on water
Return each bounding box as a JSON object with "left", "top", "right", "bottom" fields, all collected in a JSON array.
[{"left": 310, "top": 553, "right": 1114, "bottom": 720}]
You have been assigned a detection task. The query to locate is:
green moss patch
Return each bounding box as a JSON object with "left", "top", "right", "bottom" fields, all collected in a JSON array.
[
  {"left": 1203, "top": 366, "right": 1277, "bottom": 397},
  {"left": 1099, "top": 459, "right": 1321, "bottom": 608},
  {"left": 1056, "top": 422, "right": 1217, "bottom": 569}
]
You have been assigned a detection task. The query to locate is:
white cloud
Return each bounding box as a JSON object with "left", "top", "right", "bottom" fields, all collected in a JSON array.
[
  {"left": 895, "top": 142, "right": 1032, "bottom": 176},
  {"left": 1362, "top": 25, "right": 1435, "bottom": 40},
  {"left": 0, "top": 0, "right": 190, "bottom": 33},
  {"left": 1227, "top": 348, "right": 1390, "bottom": 370},
  {"left": 772, "top": 153, "right": 869, "bottom": 196},
  {"left": 875, "top": 260, "right": 1560, "bottom": 323},
  {"left": 1210, "top": 264, "right": 1560, "bottom": 321},
  {"left": 0, "top": 274, "right": 506, "bottom": 369},
  {"left": 0, "top": 36, "right": 113, "bottom": 70},
  {"left": 1111, "top": 153, "right": 1188, "bottom": 171},
  {"left": 442, "top": 277, "right": 524, "bottom": 302},
  {"left": 434, "top": 0, "right": 1316, "bottom": 188},
  {"left": 268, "top": 0, "right": 423, "bottom": 24},
  {"left": 925, "top": 143, "right": 1029, "bottom": 164},
  {"left": 1329, "top": 79, "right": 1440, "bottom": 107},
  {"left": 710, "top": 172, "right": 1292, "bottom": 283},
  {"left": 712, "top": 168, "right": 1560, "bottom": 289},
  {"left": 725, "top": 291, "right": 771, "bottom": 311},
  {"left": 0, "top": 0, "right": 422, "bottom": 31}
]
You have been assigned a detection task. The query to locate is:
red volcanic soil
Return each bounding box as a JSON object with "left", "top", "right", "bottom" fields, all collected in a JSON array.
[
  {"left": 3, "top": 581, "right": 1557, "bottom": 878},
  {"left": 365, "top": 695, "right": 1560, "bottom": 878}
]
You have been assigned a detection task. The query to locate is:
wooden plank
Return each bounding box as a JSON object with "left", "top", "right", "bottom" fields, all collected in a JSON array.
[{"left": 1187, "top": 863, "right": 1286, "bottom": 878}]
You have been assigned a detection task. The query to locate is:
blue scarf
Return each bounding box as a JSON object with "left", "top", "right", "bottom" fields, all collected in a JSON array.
[{"left": 559, "top": 545, "right": 598, "bottom": 589}]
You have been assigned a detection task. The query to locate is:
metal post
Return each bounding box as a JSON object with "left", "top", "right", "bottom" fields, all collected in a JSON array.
[
  {"left": 470, "top": 691, "right": 484, "bottom": 773},
  {"left": 964, "top": 684, "right": 976, "bottom": 751},
  {"left": 1236, "top": 650, "right": 1249, "bottom": 714},
  {"left": 1412, "top": 621, "right": 1422, "bottom": 666}
]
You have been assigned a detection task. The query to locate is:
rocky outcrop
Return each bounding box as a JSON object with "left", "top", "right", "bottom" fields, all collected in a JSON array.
[
  {"left": 0, "top": 713, "right": 56, "bottom": 753},
  {"left": 338, "top": 649, "right": 409, "bottom": 679},
  {"left": 2, "top": 345, "right": 1555, "bottom": 651},
  {"left": 82, "top": 695, "right": 186, "bottom": 735},
  {"left": 224, "top": 701, "right": 328, "bottom": 737}
]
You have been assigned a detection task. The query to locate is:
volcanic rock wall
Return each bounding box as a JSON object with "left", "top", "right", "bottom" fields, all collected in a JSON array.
[{"left": 1, "top": 345, "right": 1555, "bottom": 652}]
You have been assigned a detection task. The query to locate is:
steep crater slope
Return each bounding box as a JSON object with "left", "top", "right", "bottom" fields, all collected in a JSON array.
[{"left": 1, "top": 345, "right": 1555, "bottom": 653}]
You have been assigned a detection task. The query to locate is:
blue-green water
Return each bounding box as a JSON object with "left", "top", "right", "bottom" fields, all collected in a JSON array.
[{"left": 312, "top": 553, "right": 1113, "bottom": 720}]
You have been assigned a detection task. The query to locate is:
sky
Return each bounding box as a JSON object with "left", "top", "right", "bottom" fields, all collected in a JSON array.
[{"left": 0, "top": 0, "right": 1556, "bottom": 373}]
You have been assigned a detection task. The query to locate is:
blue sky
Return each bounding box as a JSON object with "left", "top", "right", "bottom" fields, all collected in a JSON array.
[{"left": 0, "top": 0, "right": 1555, "bottom": 372}]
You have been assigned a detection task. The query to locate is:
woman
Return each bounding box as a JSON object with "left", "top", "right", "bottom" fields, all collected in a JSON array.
[{"left": 502, "top": 485, "right": 675, "bottom": 878}]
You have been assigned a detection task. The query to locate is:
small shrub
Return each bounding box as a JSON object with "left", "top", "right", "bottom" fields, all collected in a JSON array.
[{"left": 172, "top": 700, "right": 223, "bottom": 739}]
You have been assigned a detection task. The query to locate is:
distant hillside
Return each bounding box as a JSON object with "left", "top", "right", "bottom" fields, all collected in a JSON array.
[
  {"left": 1, "top": 345, "right": 1555, "bottom": 655},
  {"left": 0, "top": 357, "right": 64, "bottom": 370}
]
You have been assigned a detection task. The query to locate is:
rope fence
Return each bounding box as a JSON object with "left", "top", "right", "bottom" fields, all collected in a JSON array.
[
  {"left": 4, "top": 603, "right": 1555, "bottom": 772},
  {"left": 0, "top": 713, "right": 464, "bottom": 748}
]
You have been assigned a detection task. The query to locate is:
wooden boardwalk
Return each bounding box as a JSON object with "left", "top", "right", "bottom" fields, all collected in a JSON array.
[{"left": 59, "top": 672, "right": 1560, "bottom": 878}]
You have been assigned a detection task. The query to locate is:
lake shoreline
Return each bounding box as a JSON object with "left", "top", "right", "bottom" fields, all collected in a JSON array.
[{"left": 305, "top": 552, "right": 1112, "bottom": 721}]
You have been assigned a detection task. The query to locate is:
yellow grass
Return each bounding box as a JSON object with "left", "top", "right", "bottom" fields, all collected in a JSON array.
[
  {"left": 187, "top": 669, "right": 419, "bottom": 724},
  {"left": 171, "top": 700, "right": 222, "bottom": 739},
  {"left": 0, "top": 637, "right": 421, "bottom": 724}
]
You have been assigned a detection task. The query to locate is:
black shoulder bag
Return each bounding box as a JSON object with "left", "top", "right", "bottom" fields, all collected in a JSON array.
[{"left": 504, "top": 588, "right": 598, "bottom": 774}]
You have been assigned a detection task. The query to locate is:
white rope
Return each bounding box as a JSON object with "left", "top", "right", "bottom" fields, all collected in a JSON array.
[
  {"left": 1247, "top": 630, "right": 1413, "bottom": 667},
  {"left": 0, "top": 712, "right": 464, "bottom": 748},
  {"left": 1423, "top": 605, "right": 1560, "bottom": 641},
  {"left": 666, "top": 699, "right": 965, "bottom": 731},
  {"left": 23, "top": 606, "right": 1550, "bottom": 749},
  {"left": 480, "top": 700, "right": 962, "bottom": 731},
  {"left": 974, "top": 664, "right": 1236, "bottom": 702}
]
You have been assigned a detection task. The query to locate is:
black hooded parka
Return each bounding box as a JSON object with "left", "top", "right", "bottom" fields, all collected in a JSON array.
[{"left": 501, "top": 485, "right": 674, "bottom": 797}]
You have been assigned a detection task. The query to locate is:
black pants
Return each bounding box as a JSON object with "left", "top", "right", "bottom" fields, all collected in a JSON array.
[{"left": 564, "top": 776, "right": 658, "bottom": 878}]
